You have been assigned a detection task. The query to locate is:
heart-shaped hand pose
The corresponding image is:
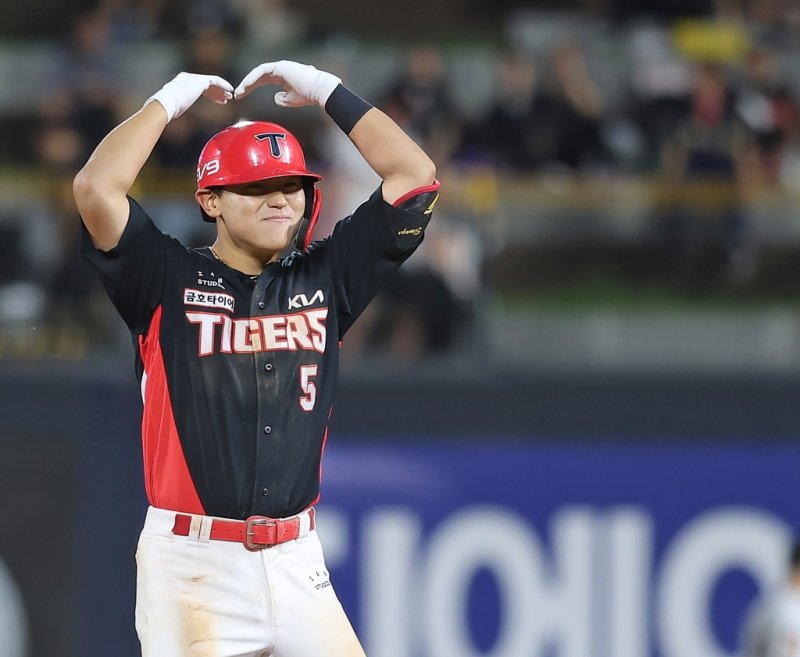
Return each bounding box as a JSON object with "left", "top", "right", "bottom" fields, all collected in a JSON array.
[{"left": 235, "top": 60, "right": 342, "bottom": 108}]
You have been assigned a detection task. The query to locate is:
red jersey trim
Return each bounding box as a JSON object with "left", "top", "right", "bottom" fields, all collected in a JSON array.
[
  {"left": 391, "top": 179, "right": 441, "bottom": 207},
  {"left": 309, "top": 411, "right": 332, "bottom": 508},
  {"left": 139, "top": 306, "right": 205, "bottom": 514}
]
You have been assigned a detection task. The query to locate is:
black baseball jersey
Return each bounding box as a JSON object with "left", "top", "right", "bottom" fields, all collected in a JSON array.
[{"left": 82, "top": 184, "right": 437, "bottom": 520}]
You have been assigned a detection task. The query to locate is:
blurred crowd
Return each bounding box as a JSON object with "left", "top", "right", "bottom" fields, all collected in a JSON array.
[{"left": 3, "top": 0, "right": 800, "bottom": 359}]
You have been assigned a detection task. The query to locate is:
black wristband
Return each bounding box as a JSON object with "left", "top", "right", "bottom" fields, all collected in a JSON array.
[{"left": 324, "top": 84, "right": 373, "bottom": 135}]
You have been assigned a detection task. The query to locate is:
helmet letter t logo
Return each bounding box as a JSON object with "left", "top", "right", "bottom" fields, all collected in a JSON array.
[{"left": 255, "top": 133, "right": 288, "bottom": 157}]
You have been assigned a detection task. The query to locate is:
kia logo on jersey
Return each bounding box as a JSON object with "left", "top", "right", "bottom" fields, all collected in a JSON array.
[
  {"left": 288, "top": 290, "right": 324, "bottom": 310},
  {"left": 255, "top": 133, "right": 287, "bottom": 158}
]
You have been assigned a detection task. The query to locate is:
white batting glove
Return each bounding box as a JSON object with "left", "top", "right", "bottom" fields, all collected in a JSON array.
[
  {"left": 145, "top": 72, "right": 234, "bottom": 122},
  {"left": 234, "top": 60, "right": 342, "bottom": 108}
]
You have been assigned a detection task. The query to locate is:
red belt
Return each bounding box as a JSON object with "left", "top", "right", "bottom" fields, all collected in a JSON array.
[{"left": 172, "top": 508, "right": 315, "bottom": 551}]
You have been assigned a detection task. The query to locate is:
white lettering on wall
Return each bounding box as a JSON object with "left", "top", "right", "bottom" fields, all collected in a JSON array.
[
  {"left": 658, "top": 508, "right": 790, "bottom": 657},
  {"left": 315, "top": 505, "right": 793, "bottom": 657},
  {"left": 424, "top": 507, "right": 545, "bottom": 657},
  {"left": 363, "top": 510, "right": 421, "bottom": 657}
]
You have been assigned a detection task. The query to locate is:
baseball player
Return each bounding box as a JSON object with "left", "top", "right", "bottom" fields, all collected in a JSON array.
[{"left": 72, "top": 60, "right": 438, "bottom": 657}]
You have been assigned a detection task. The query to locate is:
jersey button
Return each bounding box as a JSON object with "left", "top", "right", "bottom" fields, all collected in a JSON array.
[
  {"left": 261, "top": 487, "right": 270, "bottom": 496},
  {"left": 258, "top": 301, "right": 265, "bottom": 309},
  {"left": 264, "top": 363, "right": 273, "bottom": 372},
  {"left": 263, "top": 425, "right": 272, "bottom": 434}
]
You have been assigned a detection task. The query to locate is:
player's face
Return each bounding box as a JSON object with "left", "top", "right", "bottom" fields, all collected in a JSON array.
[{"left": 212, "top": 176, "right": 306, "bottom": 258}]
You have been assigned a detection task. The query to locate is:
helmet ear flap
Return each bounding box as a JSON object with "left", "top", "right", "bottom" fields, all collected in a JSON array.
[{"left": 295, "top": 186, "right": 322, "bottom": 251}]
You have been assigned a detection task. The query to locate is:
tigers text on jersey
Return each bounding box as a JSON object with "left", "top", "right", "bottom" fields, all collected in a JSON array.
[{"left": 82, "top": 186, "right": 436, "bottom": 520}]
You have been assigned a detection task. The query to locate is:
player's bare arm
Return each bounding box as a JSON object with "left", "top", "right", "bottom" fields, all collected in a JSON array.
[
  {"left": 234, "top": 60, "right": 437, "bottom": 205},
  {"left": 347, "top": 107, "right": 436, "bottom": 204},
  {"left": 73, "top": 73, "right": 233, "bottom": 251},
  {"left": 72, "top": 103, "right": 167, "bottom": 251}
]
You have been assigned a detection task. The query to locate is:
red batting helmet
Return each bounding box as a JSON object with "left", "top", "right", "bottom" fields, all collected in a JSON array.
[{"left": 196, "top": 120, "right": 323, "bottom": 250}]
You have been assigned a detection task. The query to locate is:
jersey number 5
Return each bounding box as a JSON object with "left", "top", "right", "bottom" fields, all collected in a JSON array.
[{"left": 299, "top": 365, "right": 318, "bottom": 412}]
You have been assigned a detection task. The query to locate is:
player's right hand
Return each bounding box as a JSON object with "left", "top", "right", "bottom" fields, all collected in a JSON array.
[
  {"left": 234, "top": 60, "right": 342, "bottom": 108},
  {"left": 145, "top": 72, "right": 234, "bottom": 122}
]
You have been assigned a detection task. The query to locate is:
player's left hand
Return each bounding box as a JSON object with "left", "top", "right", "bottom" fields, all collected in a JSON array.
[
  {"left": 234, "top": 60, "right": 341, "bottom": 108},
  {"left": 147, "top": 72, "right": 234, "bottom": 122}
]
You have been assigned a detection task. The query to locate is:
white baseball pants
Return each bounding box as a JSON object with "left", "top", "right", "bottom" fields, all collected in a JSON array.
[{"left": 134, "top": 506, "right": 366, "bottom": 657}]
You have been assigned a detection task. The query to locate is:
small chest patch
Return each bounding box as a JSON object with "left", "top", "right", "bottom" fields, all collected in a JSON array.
[{"left": 184, "top": 288, "right": 235, "bottom": 312}]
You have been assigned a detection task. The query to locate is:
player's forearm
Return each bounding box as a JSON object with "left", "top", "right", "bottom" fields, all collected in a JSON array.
[
  {"left": 346, "top": 106, "right": 436, "bottom": 205},
  {"left": 73, "top": 102, "right": 167, "bottom": 251},
  {"left": 74, "top": 101, "right": 167, "bottom": 198},
  {"left": 321, "top": 82, "right": 436, "bottom": 203}
]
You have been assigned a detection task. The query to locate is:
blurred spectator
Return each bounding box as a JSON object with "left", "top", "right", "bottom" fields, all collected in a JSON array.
[
  {"left": 735, "top": 47, "right": 798, "bottom": 183},
  {"left": 627, "top": 24, "right": 694, "bottom": 170},
  {"left": 734, "top": 0, "right": 800, "bottom": 32},
  {"left": 316, "top": 146, "right": 476, "bottom": 361},
  {"left": 0, "top": 174, "right": 111, "bottom": 347},
  {"left": 779, "top": 118, "right": 800, "bottom": 191},
  {"left": 740, "top": 540, "right": 800, "bottom": 657},
  {"left": 42, "top": 178, "right": 114, "bottom": 342},
  {"left": 314, "top": 123, "right": 382, "bottom": 238},
  {"left": 103, "top": 0, "right": 162, "bottom": 41},
  {"left": 11, "top": 5, "right": 800, "bottom": 359},
  {"left": 9, "top": 7, "right": 123, "bottom": 332},
  {"left": 381, "top": 44, "right": 462, "bottom": 166},
  {"left": 228, "top": 0, "right": 306, "bottom": 48},
  {"left": 183, "top": 25, "right": 239, "bottom": 80},
  {"left": 358, "top": 268, "right": 469, "bottom": 360},
  {"left": 379, "top": 186, "right": 483, "bottom": 359},
  {"left": 549, "top": 42, "right": 609, "bottom": 171},
  {"left": 38, "top": 7, "right": 124, "bottom": 170},
  {"left": 409, "top": 209, "right": 483, "bottom": 306},
  {"left": 0, "top": 212, "right": 48, "bottom": 324},
  {"left": 461, "top": 45, "right": 608, "bottom": 172},
  {"left": 35, "top": 124, "right": 87, "bottom": 173},
  {"left": 158, "top": 0, "right": 242, "bottom": 38},
  {"left": 152, "top": 25, "right": 239, "bottom": 169},
  {"left": 382, "top": 44, "right": 455, "bottom": 142},
  {"left": 459, "top": 51, "right": 561, "bottom": 171},
  {"left": 657, "top": 63, "right": 760, "bottom": 286}
]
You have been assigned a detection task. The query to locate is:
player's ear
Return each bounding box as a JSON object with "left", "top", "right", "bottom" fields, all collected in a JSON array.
[{"left": 195, "top": 188, "right": 222, "bottom": 218}]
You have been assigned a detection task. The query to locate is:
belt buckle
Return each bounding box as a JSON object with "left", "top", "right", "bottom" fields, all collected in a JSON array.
[{"left": 244, "top": 516, "right": 277, "bottom": 551}]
